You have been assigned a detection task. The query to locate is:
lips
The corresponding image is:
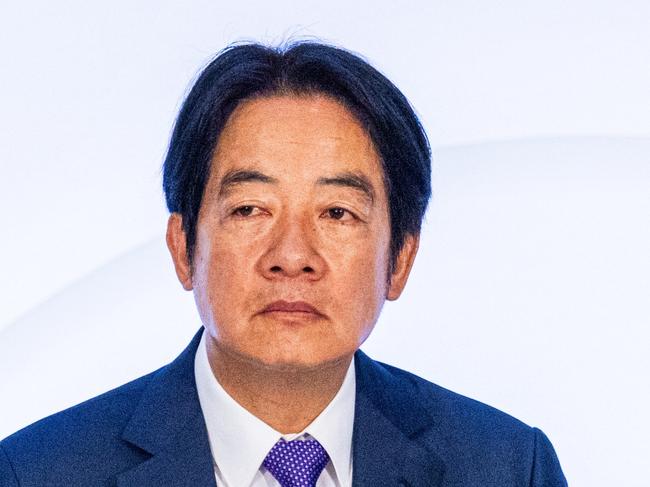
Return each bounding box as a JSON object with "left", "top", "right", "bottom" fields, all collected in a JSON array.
[{"left": 261, "top": 300, "right": 323, "bottom": 316}]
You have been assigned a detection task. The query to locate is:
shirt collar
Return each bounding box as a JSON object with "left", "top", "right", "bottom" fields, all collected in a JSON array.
[{"left": 194, "top": 328, "right": 356, "bottom": 487}]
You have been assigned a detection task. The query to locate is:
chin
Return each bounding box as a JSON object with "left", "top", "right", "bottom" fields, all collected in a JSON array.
[{"left": 248, "top": 344, "right": 352, "bottom": 371}]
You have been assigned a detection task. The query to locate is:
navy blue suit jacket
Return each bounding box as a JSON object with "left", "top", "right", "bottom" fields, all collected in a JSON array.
[{"left": 0, "top": 328, "right": 567, "bottom": 486}]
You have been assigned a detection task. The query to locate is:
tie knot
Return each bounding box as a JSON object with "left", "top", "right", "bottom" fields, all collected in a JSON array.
[{"left": 263, "top": 438, "right": 330, "bottom": 487}]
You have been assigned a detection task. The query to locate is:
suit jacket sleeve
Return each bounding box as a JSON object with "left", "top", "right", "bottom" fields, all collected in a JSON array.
[
  {"left": 0, "top": 443, "right": 19, "bottom": 487},
  {"left": 531, "top": 427, "right": 568, "bottom": 487}
]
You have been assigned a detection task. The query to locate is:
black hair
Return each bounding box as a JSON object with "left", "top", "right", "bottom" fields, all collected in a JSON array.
[{"left": 163, "top": 41, "right": 431, "bottom": 273}]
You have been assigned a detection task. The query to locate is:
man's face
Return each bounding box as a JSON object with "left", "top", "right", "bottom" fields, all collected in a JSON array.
[{"left": 168, "top": 94, "right": 418, "bottom": 369}]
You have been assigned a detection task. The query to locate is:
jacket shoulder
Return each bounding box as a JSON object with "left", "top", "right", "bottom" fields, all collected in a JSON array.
[
  {"left": 0, "top": 368, "right": 161, "bottom": 485},
  {"left": 376, "top": 359, "right": 533, "bottom": 436},
  {"left": 369, "top": 359, "right": 567, "bottom": 486}
]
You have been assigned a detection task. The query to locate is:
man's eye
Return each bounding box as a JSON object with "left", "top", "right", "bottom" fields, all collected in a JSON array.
[
  {"left": 232, "top": 205, "right": 257, "bottom": 217},
  {"left": 326, "top": 207, "right": 353, "bottom": 221}
]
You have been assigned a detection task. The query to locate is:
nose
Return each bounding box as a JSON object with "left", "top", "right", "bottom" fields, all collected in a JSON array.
[{"left": 256, "top": 213, "right": 326, "bottom": 281}]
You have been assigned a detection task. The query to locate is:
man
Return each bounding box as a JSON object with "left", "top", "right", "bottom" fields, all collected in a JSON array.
[{"left": 0, "top": 42, "right": 567, "bottom": 486}]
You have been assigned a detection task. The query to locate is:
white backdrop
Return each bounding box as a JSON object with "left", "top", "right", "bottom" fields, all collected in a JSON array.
[{"left": 1, "top": 2, "right": 649, "bottom": 486}]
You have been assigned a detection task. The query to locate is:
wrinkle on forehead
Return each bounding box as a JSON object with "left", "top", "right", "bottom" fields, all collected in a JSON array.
[
  {"left": 217, "top": 94, "right": 376, "bottom": 154},
  {"left": 209, "top": 94, "right": 384, "bottom": 192}
]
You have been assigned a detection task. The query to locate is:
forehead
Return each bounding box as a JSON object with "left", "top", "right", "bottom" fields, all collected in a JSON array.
[{"left": 209, "top": 94, "right": 384, "bottom": 186}]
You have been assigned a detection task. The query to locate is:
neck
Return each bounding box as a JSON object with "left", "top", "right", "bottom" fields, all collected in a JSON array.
[{"left": 205, "top": 338, "right": 353, "bottom": 434}]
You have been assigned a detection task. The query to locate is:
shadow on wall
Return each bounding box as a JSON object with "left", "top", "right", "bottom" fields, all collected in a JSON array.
[{"left": 0, "top": 237, "right": 200, "bottom": 438}]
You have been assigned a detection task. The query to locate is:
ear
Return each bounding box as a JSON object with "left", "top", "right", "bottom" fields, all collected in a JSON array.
[
  {"left": 166, "top": 213, "right": 193, "bottom": 291},
  {"left": 386, "top": 233, "right": 420, "bottom": 301}
]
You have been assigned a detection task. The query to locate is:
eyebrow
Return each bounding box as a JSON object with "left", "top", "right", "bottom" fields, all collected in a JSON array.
[
  {"left": 217, "top": 168, "right": 375, "bottom": 204},
  {"left": 316, "top": 172, "right": 375, "bottom": 204},
  {"left": 218, "top": 169, "right": 278, "bottom": 197}
]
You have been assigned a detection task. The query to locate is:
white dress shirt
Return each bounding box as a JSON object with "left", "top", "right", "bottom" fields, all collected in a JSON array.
[{"left": 194, "top": 329, "right": 356, "bottom": 487}]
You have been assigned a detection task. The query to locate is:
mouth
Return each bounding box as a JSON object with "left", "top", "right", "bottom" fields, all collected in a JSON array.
[{"left": 260, "top": 300, "right": 325, "bottom": 318}]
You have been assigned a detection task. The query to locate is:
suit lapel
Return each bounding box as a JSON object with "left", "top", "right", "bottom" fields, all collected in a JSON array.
[
  {"left": 352, "top": 350, "right": 446, "bottom": 487},
  {"left": 116, "top": 328, "right": 216, "bottom": 487}
]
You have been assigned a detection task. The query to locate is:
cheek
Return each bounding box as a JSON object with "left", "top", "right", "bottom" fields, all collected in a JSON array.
[
  {"left": 205, "top": 241, "right": 258, "bottom": 306},
  {"left": 327, "top": 233, "right": 390, "bottom": 323},
  {"left": 192, "top": 225, "right": 260, "bottom": 332}
]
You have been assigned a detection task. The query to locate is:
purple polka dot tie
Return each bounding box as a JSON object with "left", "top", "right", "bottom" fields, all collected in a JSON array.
[{"left": 263, "top": 438, "right": 330, "bottom": 487}]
